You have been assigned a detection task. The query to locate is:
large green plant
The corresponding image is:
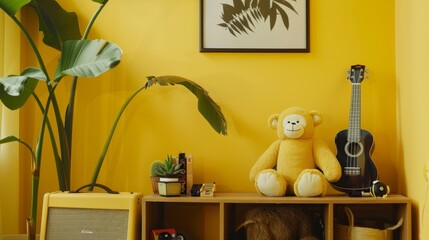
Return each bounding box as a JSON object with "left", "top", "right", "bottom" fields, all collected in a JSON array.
[{"left": 0, "top": 0, "right": 227, "bottom": 238}]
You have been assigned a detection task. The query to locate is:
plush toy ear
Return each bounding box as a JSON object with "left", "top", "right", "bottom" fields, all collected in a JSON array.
[
  {"left": 309, "top": 111, "right": 322, "bottom": 127},
  {"left": 268, "top": 114, "right": 280, "bottom": 129}
]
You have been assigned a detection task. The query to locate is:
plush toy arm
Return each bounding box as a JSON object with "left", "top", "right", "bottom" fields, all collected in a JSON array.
[
  {"left": 249, "top": 140, "right": 281, "bottom": 182},
  {"left": 313, "top": 139, "right": 342, "bottom": 182}
]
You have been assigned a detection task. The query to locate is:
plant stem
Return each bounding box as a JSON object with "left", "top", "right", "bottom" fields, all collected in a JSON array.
[
  {"left": 10, "top": 9, "right": 70, "bottom": 190},
  {"left": 8, "top": 14, "right": 68, "bottom": 237},
  {"left": 29, "top": 174, "right": 39, "bottom": 237},
  {"left": 32, "top": 93, "right": 68, "bottom": 190},
  {"left": 90, "top": 84, "right": 147, "bottom": 188},
  {"left": 32, "top": 85, "right": 64, "bottom": 237},
  {"left": 66, "top": 2, "right": 107, "bottom": 183},
  {"left": 83, "top": 3, "right": 106, "bottom": 39},
  {"left": 8, "top": 15, "right": 47, "bottom": 78}
]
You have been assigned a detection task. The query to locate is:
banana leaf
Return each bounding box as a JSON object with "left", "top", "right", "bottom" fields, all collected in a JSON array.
[
  {"left": 54, "top": 39, "right": 122, "bottom": 80},
  {"left": 28, "top": 0, "right": 82, "bottom": 51},
  {"left": 0, "top": 67, "right": 45, "bottom": 110},
  {"left": 146, "top": 76, "right": 228, "bottom": 135},
  {"left": 90, "top": 75, "right": 227, "bottom": 187},
  {"left": 0, "top": 135, "right": 35, "bottom": 160},
  {"left": 0, "top": 0, "right": 30, "bottom": 16}
]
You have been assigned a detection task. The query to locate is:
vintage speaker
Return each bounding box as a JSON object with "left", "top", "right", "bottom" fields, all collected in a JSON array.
[{"left": 40, "top": 187, "right": 142, "bottom": 240}]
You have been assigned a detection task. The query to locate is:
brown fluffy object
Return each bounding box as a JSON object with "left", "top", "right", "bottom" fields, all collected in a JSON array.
[{"left": 236, "top": 205, "right": 321, "bottom": 240}]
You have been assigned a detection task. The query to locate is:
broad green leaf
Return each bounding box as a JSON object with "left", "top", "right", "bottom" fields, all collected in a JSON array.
[
  {"left": 65, "top": 0, "right": 110, "bottom": 161},
  {"left": 92, "top": 0, "right": 108, "bottom": 4},
  {"left": 0, "top": 135, "right": 20, "bottom": 144},
  {"left": 90, "top": 75, "right": 228, "bottom": 187},
  {"left": 0, "top": 67, "right": 45, "bottom": 110},
  {"left": 0, "top": 0, "right": 30, "bottom": 16},
  {"left": 146, "top": 76, "right": 228, "bottom": 135},
  {"left": 55, "top": 39, "right": 122, "bottom": 80},
  {"left": 0, "top": 76, "right": 28, "bottom": 97},
  {"left": 28, "top": 0, "right": 82, "bottom": 51},
  {"left": 0, "top": 135, "right": 35, "bottom": 159},
  {"left": 22, "top": 67, "right": 47, "bottom": 80}
]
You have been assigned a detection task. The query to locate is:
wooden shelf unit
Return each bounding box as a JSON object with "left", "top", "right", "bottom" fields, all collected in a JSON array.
[{"left": 142, "top": 193, "right": 411, "bottom": 240}]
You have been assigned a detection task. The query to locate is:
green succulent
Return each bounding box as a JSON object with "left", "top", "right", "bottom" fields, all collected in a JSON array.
[
  {"left": 152, "top": 155, "right": 185, "bottom": 177},
  {"left": 150, "top": 161, "right": 163, "bottom": 177}
]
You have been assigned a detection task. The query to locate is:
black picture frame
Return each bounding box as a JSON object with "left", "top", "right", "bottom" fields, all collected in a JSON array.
[{"left": 200, "top": 0, "right": 309, "bottom": 53}]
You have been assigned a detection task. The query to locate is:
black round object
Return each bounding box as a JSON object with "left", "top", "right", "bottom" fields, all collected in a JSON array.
[
  {"left": 370, "top": 180, "right": 390, "bottom": 197},
  {"left": 158, "top": 232, "right": 171, "bottom": 240}
]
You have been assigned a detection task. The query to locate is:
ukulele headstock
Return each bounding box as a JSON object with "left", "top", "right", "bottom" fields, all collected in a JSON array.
[{"left": 347, "top": 64, "right": 368, "bottom": 84}]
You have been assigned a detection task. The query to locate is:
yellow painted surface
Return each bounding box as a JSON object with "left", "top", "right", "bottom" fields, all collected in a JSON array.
[
  {"left": 0, "top": 12, "right": 21, "bottom": 235},
  {"left": 14, "top": 0, "right": 404, "bottom": 235},
  {"left": 396, "top": 0, "right": 429, "bottom": 239},
  {"left": 30, "top": 0, "right": 396, "bottom": 192}
]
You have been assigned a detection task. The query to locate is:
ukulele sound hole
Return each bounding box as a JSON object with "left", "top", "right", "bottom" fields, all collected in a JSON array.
[{"left": 344, "top": 141, "right": 364, "bottom": 157}]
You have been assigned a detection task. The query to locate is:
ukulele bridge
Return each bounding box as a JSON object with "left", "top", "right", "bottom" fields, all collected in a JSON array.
[{"left": 344, "top": 167, "right": 361, "bottom": 176}]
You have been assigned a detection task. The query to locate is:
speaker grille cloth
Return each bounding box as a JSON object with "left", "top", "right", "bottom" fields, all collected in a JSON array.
[{"left": 46, "top": 208, "right": 129, "bottom": 240}]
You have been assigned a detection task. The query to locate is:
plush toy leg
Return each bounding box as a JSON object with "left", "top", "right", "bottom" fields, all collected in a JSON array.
[
  {"left": 294, "top": 169, "right": 328, "bottom": 197},
  {"left": 326, "top": 183, "right": 345, "bottom": 196},
  {"left": 254, "top": 169, "right": 287, "bottom": 197}
]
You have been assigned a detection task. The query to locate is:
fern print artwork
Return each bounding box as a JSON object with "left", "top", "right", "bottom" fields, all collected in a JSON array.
[
  {"left": 218, "top": 0, "right": 298, "bottom": 37},
  {"left": 200, "top": 0, "right": 308, "bottom": 52}
]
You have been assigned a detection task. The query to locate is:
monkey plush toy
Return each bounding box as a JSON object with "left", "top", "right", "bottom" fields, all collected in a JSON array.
[
  {"left": 236, "top": 205, "right": 322, "bottom": 240},
  {"left": 249, "top": 106, "right": 342, "bottom": 197}
]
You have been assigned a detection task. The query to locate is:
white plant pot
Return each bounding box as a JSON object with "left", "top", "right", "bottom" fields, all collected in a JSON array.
[{"left": 157, "top": 178, "right": 182, "bottom": 197}]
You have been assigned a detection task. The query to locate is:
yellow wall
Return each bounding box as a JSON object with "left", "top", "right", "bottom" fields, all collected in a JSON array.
[
  {"left": 0, "top": 12, "right": 21, "bottom": 235},
  {"left": 18, "top": 0, "right": 400, "bottom": 235},
  {"left": 37, "top": 0, "right": 397, "bottom": 191},
  {"left": 396, "top": 0, "right": 429, "bottom": 239}
]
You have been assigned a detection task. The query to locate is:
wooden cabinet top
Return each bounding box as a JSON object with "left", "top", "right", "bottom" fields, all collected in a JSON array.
[{"left": 143, "top": 193, "right": 410, "bottom": 204}]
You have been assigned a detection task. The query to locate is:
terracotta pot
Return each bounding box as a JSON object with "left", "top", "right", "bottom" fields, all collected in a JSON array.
[{"left": 150, "top": 176, "right": 160, "bottom": 194}]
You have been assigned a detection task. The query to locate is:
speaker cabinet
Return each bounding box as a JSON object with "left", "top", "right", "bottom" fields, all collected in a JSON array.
[{"left": 40, "top": 191, "right": 142, "bottom": 240}]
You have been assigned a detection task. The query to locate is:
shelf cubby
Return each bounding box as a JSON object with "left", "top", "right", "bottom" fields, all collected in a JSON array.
[{"left": 142, "top": 193, "right": 411, "bottom": 240}]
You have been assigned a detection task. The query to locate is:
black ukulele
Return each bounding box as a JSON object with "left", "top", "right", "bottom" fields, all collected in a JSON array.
[{"left": 332, "top": 65, "right": 378, "bottom": 194}]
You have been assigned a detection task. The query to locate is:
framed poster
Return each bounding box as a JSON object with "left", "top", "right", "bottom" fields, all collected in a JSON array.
[{"left": 200, "top": 0, "right": 309, "bottom": 52}]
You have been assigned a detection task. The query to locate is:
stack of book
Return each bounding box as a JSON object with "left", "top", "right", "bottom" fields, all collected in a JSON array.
[{"left": 177, "top": 152, "right": 193, "bottom": 195}]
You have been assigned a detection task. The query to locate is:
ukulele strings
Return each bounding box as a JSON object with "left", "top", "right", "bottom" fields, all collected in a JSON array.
[
  {"left": 353, "top": 83, "right": 361, "bottom": 172},
  {"left": 348, "top": 80, "right": 361, "bottom": 173},
  {"left": 348, "top": 71, "right": 355, "bottom": 171}
]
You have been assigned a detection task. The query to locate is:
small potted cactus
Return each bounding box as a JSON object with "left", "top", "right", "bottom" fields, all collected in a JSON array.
[
  {"left": 150, "top": 155, "right": 185, "bottom": 196},
  {"left": 149, "top": 161, "right": 162, "bottom": 194}
]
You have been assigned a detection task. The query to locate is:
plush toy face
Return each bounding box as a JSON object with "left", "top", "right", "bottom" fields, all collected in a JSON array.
[
  {"left": 269, "top": 107, "right": 322, "bottom": 140},
  {"left": 282, "top": 114, "right": 307, "bottom": 138}
]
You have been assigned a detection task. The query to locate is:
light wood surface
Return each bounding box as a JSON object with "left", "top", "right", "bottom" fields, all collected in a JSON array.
[{"left": 142, "top": 193, "right": 411, "bottom": 240}]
